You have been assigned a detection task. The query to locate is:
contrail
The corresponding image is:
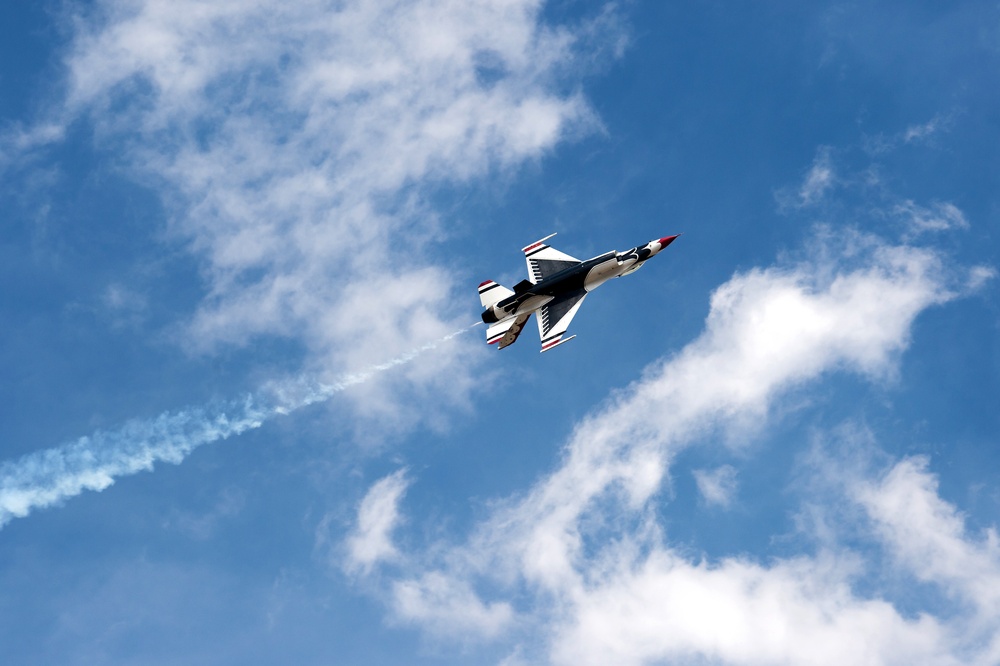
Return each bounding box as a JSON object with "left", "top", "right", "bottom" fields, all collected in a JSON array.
[{"left": 0, "top": 324, "right": 478, "bottom": 529}]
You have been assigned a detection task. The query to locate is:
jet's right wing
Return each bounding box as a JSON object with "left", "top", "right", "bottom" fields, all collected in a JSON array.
[
  {"left": 523, "top": 233, "right": 580, "bottom": 284},
  {"left": 537, "top": 290, "right": 587, "bottom": 352}
]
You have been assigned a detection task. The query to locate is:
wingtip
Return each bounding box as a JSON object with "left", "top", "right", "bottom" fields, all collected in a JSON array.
[
  {"left": 522, "top": 232, "right": 558, "bottom": 254},
  {"left": 540, "top": 334, "right": 577, "bottom": 352}
]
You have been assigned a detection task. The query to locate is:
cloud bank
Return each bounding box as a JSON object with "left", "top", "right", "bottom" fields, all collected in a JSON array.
[
  {"left": 348, "top": 229, "right": 997, "bottom": 664},
  {"left": 2, "top": 0, "right": 616, "bottom": 433},
  {"left": 53, "top": 0, "right": 596, "bottom": 355}
]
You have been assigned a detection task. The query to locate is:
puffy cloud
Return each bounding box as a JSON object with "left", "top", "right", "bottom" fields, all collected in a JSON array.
[
  {"left": 472, "top": 230, "right": 958, "bottom": 594},
  {"left": 552, "top": 552, "right": 958, "bottom": 666},
  {"left": 392, "top": 571, "right": 514, "bottom": 640},
  {"left": 350, "top": 229, "right": 997, "bottom": 663},
  {"left": 55, "top": 0, "right": 595, "bottom": 346},
  {"left": 856, "top": 457, "right": 1000, "bottom": 618},
  {"left": 549, "top": 451, "right": 1000, "bottom": 666}
]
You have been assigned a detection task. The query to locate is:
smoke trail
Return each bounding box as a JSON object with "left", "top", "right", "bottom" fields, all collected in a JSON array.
[{"left": 0, "top": 325, "right": 478, "bottom": 529}]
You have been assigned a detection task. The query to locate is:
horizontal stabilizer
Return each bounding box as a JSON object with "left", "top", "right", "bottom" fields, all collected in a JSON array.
[
  {"left": 478, "top": 280, "right": 514, "bottom": 308},
  {"left": 486, "top": 313, "right": 531, "bottom": 349}
]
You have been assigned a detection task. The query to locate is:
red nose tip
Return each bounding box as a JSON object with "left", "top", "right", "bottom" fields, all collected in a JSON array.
[{"left": 659, "top": 234, "right": 679, "bottom": 247}]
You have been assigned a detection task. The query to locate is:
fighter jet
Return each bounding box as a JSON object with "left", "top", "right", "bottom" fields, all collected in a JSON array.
[{"left": 478, "top": 233, "right": 680, "bottom": 351}]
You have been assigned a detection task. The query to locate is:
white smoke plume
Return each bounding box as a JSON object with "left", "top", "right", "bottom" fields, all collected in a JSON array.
[{"left": 0, "top": 325, "right": 477, "bottom": 529}]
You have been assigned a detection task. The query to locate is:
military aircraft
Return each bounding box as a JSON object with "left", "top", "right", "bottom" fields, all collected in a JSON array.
[{"left": 478, "top": 233, "right": 679, "bottom": 351}]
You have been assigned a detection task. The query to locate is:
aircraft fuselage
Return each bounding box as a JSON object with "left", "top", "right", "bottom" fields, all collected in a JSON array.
[
  {"left": 482, "top": 237, "right": 674, "bottom": 325},
  {"left": 477, "top": 233, "right": 679, "bottom": 351}
]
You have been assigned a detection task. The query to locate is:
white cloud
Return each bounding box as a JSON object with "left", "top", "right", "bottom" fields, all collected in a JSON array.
[
  {"left": 9, "top": 0, "right": 613, "bottom": 431},
  {"left": 863, "top": 114, "right": 952, "bottom": 155},
  {"left": 775, "top": 148, "right": 837, "bottom": 210},
  {"left": 967, "top": 265, "right": 997, "bottom": 292},
  {"left": 856, "top": 457, "right": 1000, "bottom": 617},
  {"left": 893, "top": 200, "right": 970, "bottom": 235},
  {"left": 345, "top": 229, "right": 995, "bottom": 663},
  {"left": 903, "top": 117, "right": 944, "bottom": 143},
  {"left": 552, "top": 552, "right": 958, "bottom": 666},
  {"left": 392, "top": 571, "right": 514, "bottom": 640},
  {"left": 694, "top": 465, "right": 739, "bottom": 508},
  {"left": 546, "top": 443, "right": 1000, "bottom": 666},
  {"left": 346, "top": 469, "right": 410, "bottom": 574},
  {"left": 798, "top": 148, "right": 835, "bottom": 206},
  {"left": 463, "top": 231, "right": 958, "bottom": 594}
]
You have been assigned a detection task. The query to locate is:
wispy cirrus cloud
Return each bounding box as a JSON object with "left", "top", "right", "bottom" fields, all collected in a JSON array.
[
  {"left": 797, "top": 147, "right": 836, "bottom": 207},
  {"left": 776, "top": 147, "right": 836, "bottom": 210},
  {"left": 902, "top": 115, "right": 948, "bottom": 143},
  {"left": 863, "top": 113, "right": 953, "bottom": 155},
  {"left": 346, "top": 468, "right": 410, "bottom": 575},
  {"left": 893, "top": 199, "right": 970, "bottom": 236},
  {"left": 693, "top": 465, "right": 739, "bottom": 508}
]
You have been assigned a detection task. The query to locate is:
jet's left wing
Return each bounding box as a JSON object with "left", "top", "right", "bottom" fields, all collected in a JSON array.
[
  {"left": 537, "top": 290, "right": 587, "bottom": 352},
  {"left": 523, "top": 233, "right": 580, "bottom": 284}
]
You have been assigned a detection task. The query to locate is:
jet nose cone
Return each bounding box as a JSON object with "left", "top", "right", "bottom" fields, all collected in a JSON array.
[{"left": 658, "top": 234, "right": 679, "bottom": 248}]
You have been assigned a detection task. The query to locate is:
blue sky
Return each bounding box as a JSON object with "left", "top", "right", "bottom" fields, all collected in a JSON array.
[{"left": 1, "top": 1, "right": 998, "bottom": 664}]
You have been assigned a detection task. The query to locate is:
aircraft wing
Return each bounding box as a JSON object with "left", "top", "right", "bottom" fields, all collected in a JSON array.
[
  {"left": 537, "top": 290, "right": 587, "bottom": 352},
  {"left": 523, "top": 233, "right": 580, "bottom": 284},
  {"left": 486, "top": 313, "right": 532, "bottom": 349}
]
